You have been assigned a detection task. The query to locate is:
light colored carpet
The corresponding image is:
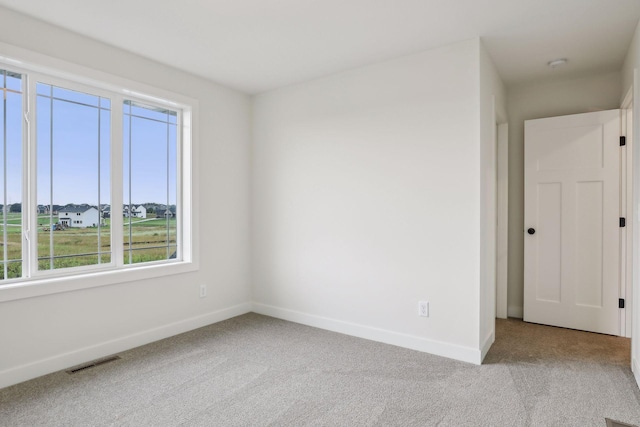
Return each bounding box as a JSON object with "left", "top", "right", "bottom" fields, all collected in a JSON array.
[{"left": 1, "top": 314, "right": 639, "bottom": 426}]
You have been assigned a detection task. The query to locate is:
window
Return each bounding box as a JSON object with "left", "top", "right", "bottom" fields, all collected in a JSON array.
[
  {"left": 0, "top": 69, "right": 23, "bottom": 280},
  {"left": 123, "top": 101, "right": 177, "bottom": 264},
  {"left": 36, "top": 82, "right": 111, "bottom": 270},
  {"left": 0, "top": 59, "right": 193, "bottom": 289}
]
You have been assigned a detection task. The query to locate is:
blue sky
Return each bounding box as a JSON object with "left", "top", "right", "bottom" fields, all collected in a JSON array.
[{"left": 2, "top": 80, "right": 177, "bottom": 207}]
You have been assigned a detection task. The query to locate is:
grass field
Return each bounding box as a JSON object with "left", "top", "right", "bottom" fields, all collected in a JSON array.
[{"left": 0, "top": 213, "right": 177, "bottom": 279}]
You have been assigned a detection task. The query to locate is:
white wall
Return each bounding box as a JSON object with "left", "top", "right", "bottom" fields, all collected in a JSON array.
[
  {"left": 252, "top": 39, "right": 486, "bottom": 363},
  {"left": 479, "top": 41, "right": 506, "bottom": 359},
  {"left": 623, "top": 21, "right": 640, "bottom": 97},
  {"left": 0, "top": 8, "right": 252, "bottom": 387},
  {"left": 506, "top": 72, "right": 622, "bottom": 318},
  {"left": 621, "top": 18, "right": 640, "bottom": 388}
]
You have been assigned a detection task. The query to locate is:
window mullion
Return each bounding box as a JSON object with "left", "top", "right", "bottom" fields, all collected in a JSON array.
[
  {"left": 127, "top": 105, "right": 132, "bottom": 265},
  {"left": 166, "top": 115, "right": 170, "bottom": 259},
  {"left": 3, "top": 71, "right": 8, "bottom": 280},
  {"left": 25, "top": 74, "right": 37, "bottom": 278},
  {"left": 178, "top": 109, "right": 188, "bottom": 262},
  {"left": 111, "top": 96, "right": 124, "bottom": 267},
  {"left": 97, "top": 101, "right": 101, "bottom": 264},
  {"left": 48, "top": 84, "right": 53, "bottom": 270}
]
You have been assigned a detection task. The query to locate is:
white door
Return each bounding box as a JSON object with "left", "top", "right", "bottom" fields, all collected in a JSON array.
[{"left": 524, "top": 110, "right": 621, "bottom": 335}]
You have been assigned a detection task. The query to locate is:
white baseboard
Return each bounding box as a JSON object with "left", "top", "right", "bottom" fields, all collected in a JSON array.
[
  {"left": 0, "top": 302, "right": 252, "bottom": 389},
  {"left": 633, "top": 357, "right": 640, "bottom": 389},
  {"left": 480, "top": 330, "right": 495, "bottom": 362},
  {"left": 507, "top": 305, "right": 523, "bottom": 319},
  {"left": 252, "top": 302, "right": 482, "bottom": 365}
]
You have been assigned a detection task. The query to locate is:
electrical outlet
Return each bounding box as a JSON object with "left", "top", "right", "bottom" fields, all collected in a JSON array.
[
  {"left": 418, "top": 301, "right": 429, "bottom": 317},
  {"left": 199, "top": 284, "right": 207, "bottom": 298}
]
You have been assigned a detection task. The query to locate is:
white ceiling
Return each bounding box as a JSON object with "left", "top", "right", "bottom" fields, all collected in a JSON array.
[{"left": 0, "top": 0, "right": 639, "bottom": 94}]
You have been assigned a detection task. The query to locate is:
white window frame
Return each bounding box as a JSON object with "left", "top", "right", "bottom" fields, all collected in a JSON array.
[
  {"left": 27, "top": 73, "right": 119, "bottom": 277},
  {"left": 0, "top": 42, "right": 198, "bottom": 303},
  {"left": 121, "top": 98, "right": 183, "bottom": 267}
]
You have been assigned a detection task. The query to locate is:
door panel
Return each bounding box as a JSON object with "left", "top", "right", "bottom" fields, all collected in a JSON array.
[
  {"left": 535, "top": 125, "right": 604, "bottom": 170},
  {"left": 524, "top": 110, "right": 621, "bottom": 335},
  {"left": 574, "top": 181, "right": 603, "bottom": 308},
  {"left": 536, "top": 182, "right": 562, "bottom": 302}
]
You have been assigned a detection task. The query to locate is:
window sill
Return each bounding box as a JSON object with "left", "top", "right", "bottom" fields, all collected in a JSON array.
[{"left": 0, "top": 260, "right": 198, "bottom": 303}]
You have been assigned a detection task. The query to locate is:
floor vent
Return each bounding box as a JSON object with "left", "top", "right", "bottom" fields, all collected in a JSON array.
[
  {"left": 606, "top": 419, "right": 639, "bottom": 427},
  {"left": 66, "top": 356, "right": 121, "bottom": 374}
]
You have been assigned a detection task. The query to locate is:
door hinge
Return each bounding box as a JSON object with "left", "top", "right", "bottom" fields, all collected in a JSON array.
[
  {"left": 620, "top": 217, "right": 626, "bottom": 227},
  {"left": 621, "top": 136, "right": 627, "bottom": 146},
  {"left": 619, "top": 298, "right": 625, "bottom": 309}
]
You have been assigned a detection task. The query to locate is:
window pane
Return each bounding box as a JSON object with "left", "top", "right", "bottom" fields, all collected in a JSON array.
[
  {"left": 52, "top": 86, "right": 99, "bottom": 107},
  {"left": 36, "top": 83, "right": 111, "bottom": 271},
  {"left": 36, "top": 82, "right": 51, "bottom": 96},
  {"left": 6, "top": 71, "right": 21, "bottom": 92},
  {"left": 123, "top": 101, "right": 178, "bottom": 265},
  {"left": 0, "top": 70, "right": 23, "bottom": 281},
  {"left": 126, "top": 100, "right": 177, "bottom": 122}
]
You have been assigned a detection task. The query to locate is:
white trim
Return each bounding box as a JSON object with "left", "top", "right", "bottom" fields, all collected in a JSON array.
[
  {"left": 480, "top": 330, "right": 495, "bottom": 362},
  {"left": 631, "top": 68, "right": 640, "bottom": 388},
  {"left": 633, "top": 357, "right": 640, "bottom": 387},
  {"left": 252, "top": 302, "right": 483, "bottom": 365},
  {"left": 23, "top": 73, "right": 32, "bottom": 278},
  {"left": 621, "top": 94, "right": 634, "bottom": 338},
  {"left": 622, "top": 85, "right": 634, "bottom": 110},
  {"left": 0, "top": 260, "right": 197, "bottom": 302},
  {"left": 0, "top": 302, "right": 252, "bottom": 389},
  {"left": 0, "top": 42, "right": 193, "bottom": 109},
  {"left": 507, "top": 305, "right": 523, "bottom": 319},
  {"left": 28, "top": 74, "right": 119, "bottom": 276},
  {"left": 111, "top": 91, "right": 125, "bottom": 267},
  {"left": 496, "top": 123, "right": 509, "bottom": 319}
]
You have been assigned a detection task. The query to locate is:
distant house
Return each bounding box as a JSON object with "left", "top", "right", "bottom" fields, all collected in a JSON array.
[
  {"left": 123, "top": 205, "right": 146, "bottom": 218},
  {"left": 36, "top": 205, "right": 57, "bottom": 215},
  {"left": 157, "top": 206, "right": 175, "bottom": 218},
  {"left": 58, "top": 206, "right": 101, "bottom": 228},
  {"left": 132, "top": 205, "right": 147, "bottom": 219}
]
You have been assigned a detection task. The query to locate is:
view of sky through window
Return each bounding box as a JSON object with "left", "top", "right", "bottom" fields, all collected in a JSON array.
[{"left": 0, "top": 71, "right": 180, "bottom": 278}]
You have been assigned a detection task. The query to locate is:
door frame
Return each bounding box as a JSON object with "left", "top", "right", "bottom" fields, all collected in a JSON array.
[
  {"left": 627, "top": 69, "right": 640, "bottom": 386},
  {"left": 496, "top": 122, "right": 508, "bottom": 319},
  {"left": 622, "top": 86, "right": 633, "bottom": 338}
]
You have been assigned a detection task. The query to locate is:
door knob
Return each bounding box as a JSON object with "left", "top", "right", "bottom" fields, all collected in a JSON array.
[{"left": 527, "top": 228, "right": 535, "bottom": 235}]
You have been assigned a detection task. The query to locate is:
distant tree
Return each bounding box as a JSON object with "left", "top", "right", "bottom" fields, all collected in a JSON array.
[
  {"left": 147, "top": 207, "right": 154, "bottom": 214},
  {"left": 10, "top": 203, "right": 21, "bottom": 213}
]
